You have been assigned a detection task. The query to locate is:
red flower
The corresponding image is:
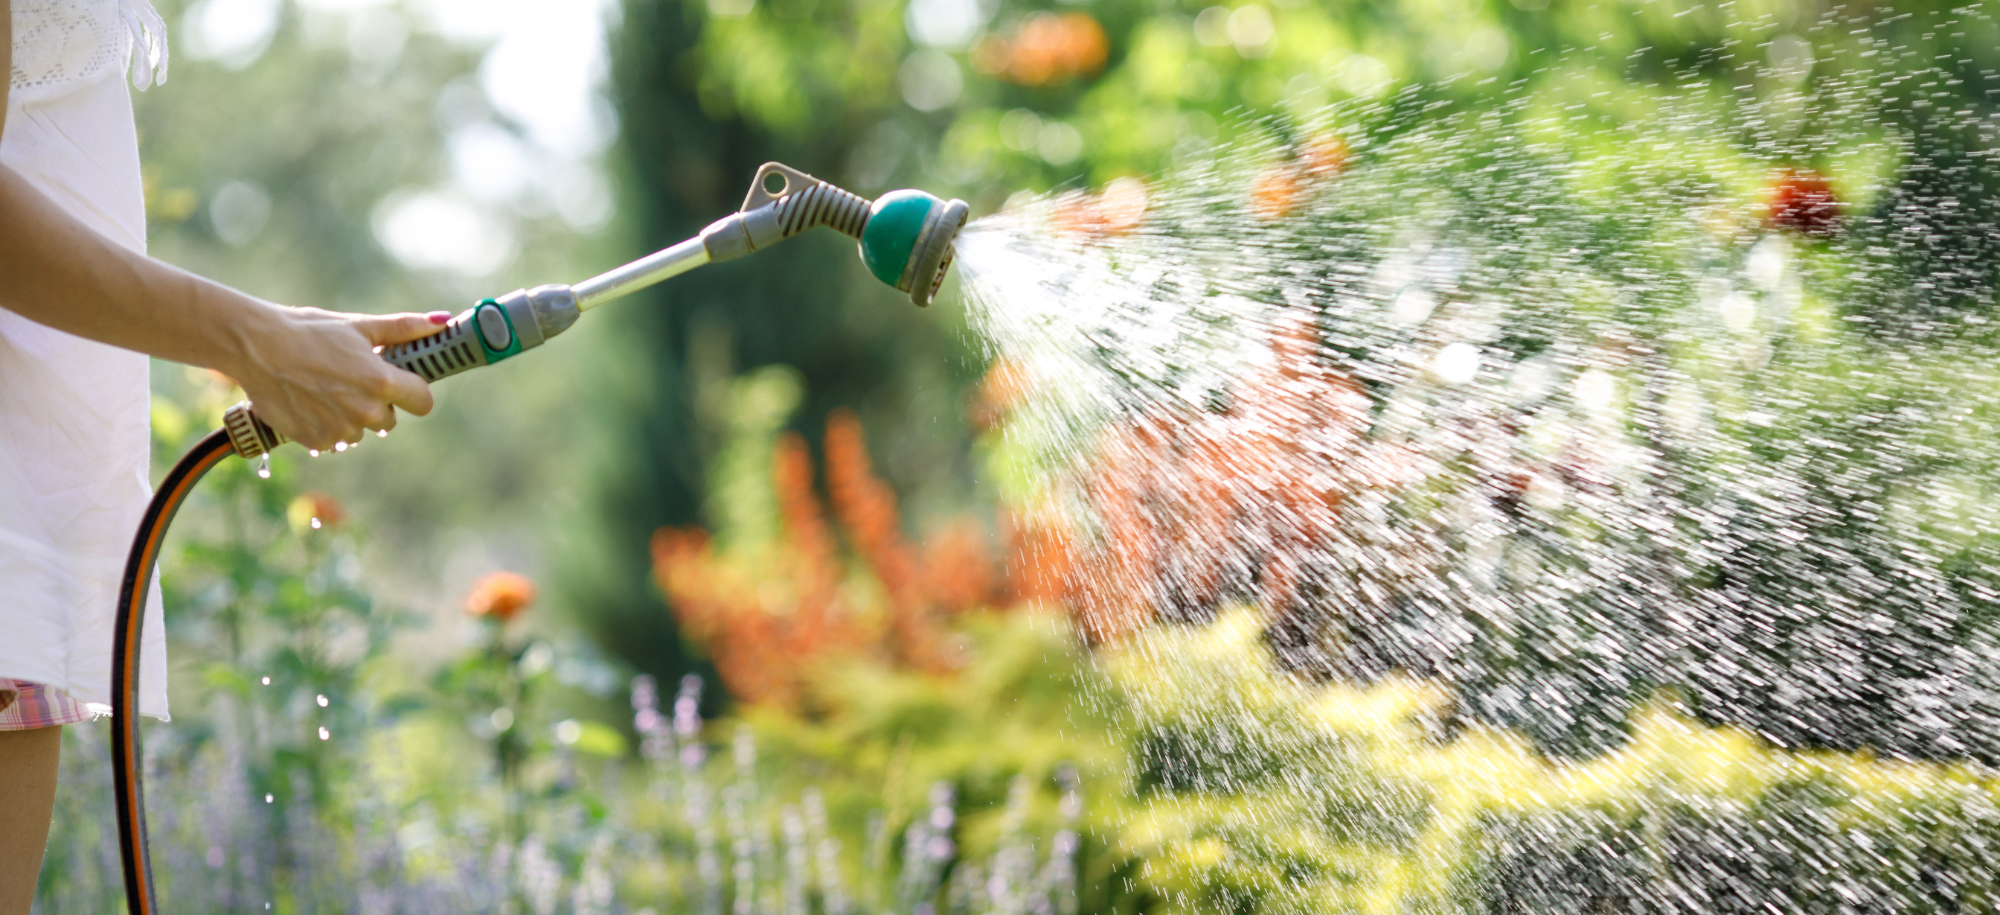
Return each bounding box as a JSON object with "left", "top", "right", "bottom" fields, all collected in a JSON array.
[
  {"left": 1767, "top": 168, "right": 1840, "bottom": 237},
  {"left": 465, "top": 571, "right": 537, "bottom": 623}
]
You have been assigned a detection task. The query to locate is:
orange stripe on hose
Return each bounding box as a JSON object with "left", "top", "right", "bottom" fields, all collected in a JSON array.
[{"left": 115, "top": 437, "right": 233, "bottom": 915}]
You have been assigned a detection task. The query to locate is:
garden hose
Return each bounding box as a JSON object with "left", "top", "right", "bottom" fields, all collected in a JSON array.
[{"left": 109, "top": 162, "right": 968, "bottom": 914}]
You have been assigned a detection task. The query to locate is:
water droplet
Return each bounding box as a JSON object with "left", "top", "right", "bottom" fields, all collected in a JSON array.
[
  {"left": 255, "top": 455, "right": 271, "bottom": 479},
  {"left": 376, "top": 429, "right": 388, "bottom": 438},
  {"left": 1719, "top": 291, "right": 1759, "bottom": 333},
  {"left": 264, "top": 793, "right": 273, "bottom": 804},
  {"left": 310, "top": 517, "right": 322, "bottom": 529},
  {"left": 334, "top": 441, "right": 348, "bottom": 452},
  {"left": 307, "top": 449, "right": 319, "bottom": 458},
  {"left": 1390, "top": 286, "right": 1437, "bottom": 324},
  {"left": 260, "top": 676, "right": 270, "bottom": 686},
  {"left": 316, "top": 694, "right": 328, "bottom": 707},
  {"left": 1431, "top": 342, "right": 1482, "bottom": 385},
  {"left": 318, "top": 727, "right": 330, "bottom": 741}
]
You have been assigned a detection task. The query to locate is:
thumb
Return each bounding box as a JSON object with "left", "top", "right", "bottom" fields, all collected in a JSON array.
[{"left": 358, "top": 311, "right": 454, "bottom": 346}]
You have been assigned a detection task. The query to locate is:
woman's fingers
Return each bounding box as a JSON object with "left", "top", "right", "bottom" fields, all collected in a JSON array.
[
  {"left": 333, "top": 397, "right": 400, "bottom": 444},
  {"left": 355, "top": 312, "right": 442, "bottom": 416},
  {"left": 378, "top": 363, "right": 435, "bottom": 417},
  {"left": 357, "top": 311, "right": 452, "bottom": 346},
  {"left": 328, "top": 426, "right": 363, "bottom": 449},
  {"left": 295, "top": 426, "right": 339, "bottom": 452}
]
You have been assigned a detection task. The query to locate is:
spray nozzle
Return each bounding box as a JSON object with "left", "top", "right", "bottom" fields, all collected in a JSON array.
[
  {"left": 860, "top": 186, "right": 970, "bottom": 308},
  {"left": 699, "top": 162, "right": 970, "bottom": 307}
]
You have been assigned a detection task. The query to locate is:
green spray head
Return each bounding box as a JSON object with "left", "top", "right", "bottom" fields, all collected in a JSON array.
[
  {"left": 698, "top": 163, "right": 970, "bottom": 308},
  {"left": 860, "top": 189, "right": 971, "bottom": 308}
]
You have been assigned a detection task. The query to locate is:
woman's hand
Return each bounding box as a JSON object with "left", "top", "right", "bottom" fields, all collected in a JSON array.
[{"left": 220, "top": 306, "right": 451, "bottom": 451}]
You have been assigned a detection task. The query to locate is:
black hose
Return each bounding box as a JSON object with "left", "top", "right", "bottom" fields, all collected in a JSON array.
[{"left": 112, "top": 428, "right": 238, "bottom": 915}]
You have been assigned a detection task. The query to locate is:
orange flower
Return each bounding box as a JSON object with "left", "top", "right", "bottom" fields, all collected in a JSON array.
[
  {"left": 465, "top": 571, "right": 537, "bottom": 623},
  {"left": 651, "top": 411, "right": 1010, "bottom": 706},
  {"left": 920, "top": 521, "right": 998, "bottom": 613},
  {"left": 1049, "top": 190, "right": 1110, "bottom": 238},
  {"left": 977, "top": 12, "right": 1108, "bottom": 86},
  {"left": 1299, "top": 133, "right": 1349, "bottom": 178},
  {"left": 1002, "top": 510, "right": 1077, "bottom": 608},
  {"left": 1020, "top": 313, "right": 1428, "bottom": 646},
  {"left": 1098, "top": 176, "right": 1149, "bottom": 232},
  {"left": 825, "top": 411, "right": 945, "bottom": 670},
  {"left": 1251, "top": 164, "right": 1304, "bottom": 220},
  {"left": 970, "top": 33, "right": 1012, "bottom": 76},
  {"left": 968, "top": 358, "right": 1031, "bottom": 431},
  {"left": 772, "top": 431, "right": 841, "bottom": 642},
  {"left": 1048, "top": 177, "right": 1149, "bottom": 242},
  {"left": 1249, "top": 136, "right": 1345, "bottom": 222},
  {"left": 287, "top": 491, "right": 346, "bottom": 532}
]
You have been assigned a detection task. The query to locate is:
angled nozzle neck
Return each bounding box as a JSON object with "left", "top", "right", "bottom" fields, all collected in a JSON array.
[
  {"left": 698, "top": 163, "right": 873, "bottom": 260},
  {"left": 701, "top": 162, "right": 969, "bottom": 307}
]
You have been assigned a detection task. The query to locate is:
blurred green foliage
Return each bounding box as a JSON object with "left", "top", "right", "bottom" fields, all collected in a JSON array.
[
  {"left": 720, "top": 614, "right": 1146, "bottom": 914},
  {"left": 624, "top": 0, "right": 2000, "bottom": 197}
]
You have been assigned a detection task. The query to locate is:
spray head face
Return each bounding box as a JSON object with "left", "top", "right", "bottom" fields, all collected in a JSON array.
[{"left": 859, "top": 189, "right": 970, "bottom": 307}]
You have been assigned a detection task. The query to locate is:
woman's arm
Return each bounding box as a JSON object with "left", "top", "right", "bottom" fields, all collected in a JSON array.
[
  {"left": 0, "top": 2, "right": 442, "bottom": 451},
  {"left": 0, "top": 170, "right": 443, "bottom": 449}
]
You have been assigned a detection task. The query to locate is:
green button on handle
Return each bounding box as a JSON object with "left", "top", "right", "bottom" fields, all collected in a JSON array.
[{"left": 476, "top": 303, "right": 513, "bottom": 350}]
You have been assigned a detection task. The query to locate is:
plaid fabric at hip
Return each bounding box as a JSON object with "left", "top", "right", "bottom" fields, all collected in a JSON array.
[{"left": 0, "top": 678, "right": 99, "bottom": 730}]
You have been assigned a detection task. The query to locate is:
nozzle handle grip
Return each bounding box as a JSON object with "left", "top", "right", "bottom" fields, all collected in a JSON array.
[
  {"left": 381, "top": 307, "right": 495, "bottom": 383},
  {"left": 222, "top": 307, "right": 502, "bottom": 458}
]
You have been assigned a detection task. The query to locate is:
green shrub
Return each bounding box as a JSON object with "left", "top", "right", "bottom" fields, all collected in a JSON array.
[{"left": 1102, "top": 610, "right": 2000, "bottom": 914}]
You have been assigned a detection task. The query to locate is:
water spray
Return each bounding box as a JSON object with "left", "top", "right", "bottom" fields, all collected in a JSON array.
[{"left": 111, "top": 162, "right": 968, "bottom": 914}]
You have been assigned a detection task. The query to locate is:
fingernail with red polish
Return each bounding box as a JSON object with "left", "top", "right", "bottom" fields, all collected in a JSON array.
[{"left": 428, "top": 311, "right": 451, "bottom": 324}]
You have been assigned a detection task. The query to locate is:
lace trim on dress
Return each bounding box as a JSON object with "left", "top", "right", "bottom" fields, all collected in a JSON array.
[{"left": 8, "top": 0, "right": 168, "bottom": 99}]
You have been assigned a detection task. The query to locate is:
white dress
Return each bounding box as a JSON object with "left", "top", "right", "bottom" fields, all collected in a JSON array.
[{"left": 1, "top": 0, "right": 170, "bottom": 719}]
